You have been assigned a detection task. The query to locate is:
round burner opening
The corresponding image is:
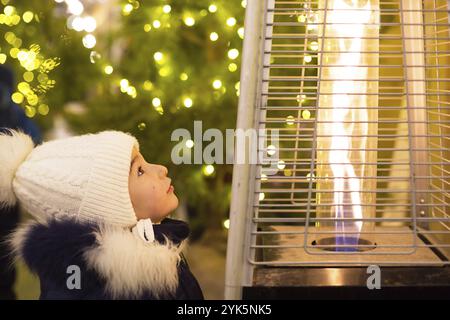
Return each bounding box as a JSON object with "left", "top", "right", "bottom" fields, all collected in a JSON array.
[{"left": 312, "top": 237, "right": 377, "bottom": 252}]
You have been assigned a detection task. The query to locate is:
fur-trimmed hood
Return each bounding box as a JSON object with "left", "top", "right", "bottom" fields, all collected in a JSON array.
[{"left": 9, "top": 217, "right": 203, "bottom": 300}]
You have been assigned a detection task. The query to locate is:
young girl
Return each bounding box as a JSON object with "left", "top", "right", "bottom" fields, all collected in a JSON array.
[{"left": 0, "top": 130, "right": 203, "bottom": 299}]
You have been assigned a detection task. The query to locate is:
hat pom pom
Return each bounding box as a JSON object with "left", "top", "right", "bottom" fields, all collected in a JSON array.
[{"left": 0, "top": 130, "right": 34, "bottom": 207}]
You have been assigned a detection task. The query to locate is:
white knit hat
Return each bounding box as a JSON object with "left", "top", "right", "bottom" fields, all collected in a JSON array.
[{"left": 0, "top": 130, "right": 140, "bottom": 228}]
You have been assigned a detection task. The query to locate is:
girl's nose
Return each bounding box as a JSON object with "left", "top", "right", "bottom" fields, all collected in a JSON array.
[{"left": 158, "top": 165, "right": 168, "bottom": 178}]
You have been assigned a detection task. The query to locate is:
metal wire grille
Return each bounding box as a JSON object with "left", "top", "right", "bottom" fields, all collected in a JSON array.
[{"left": 247, "top": 0, "right": 450, "bottom": 266}]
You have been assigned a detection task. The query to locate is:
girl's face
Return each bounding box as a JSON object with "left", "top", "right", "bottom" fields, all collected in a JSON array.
[{"left": 128, "top": 147, "right": 178, "bottom": 223}]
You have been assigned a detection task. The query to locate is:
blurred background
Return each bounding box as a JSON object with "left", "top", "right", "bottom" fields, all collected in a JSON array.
[{"left": 0, "top": 0, "right": 246, "bottom": 299}]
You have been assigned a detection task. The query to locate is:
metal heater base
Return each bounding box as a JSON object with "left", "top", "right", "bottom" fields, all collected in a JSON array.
[{"left": 243, "top": 266, "right": 450, "bottom": 299}]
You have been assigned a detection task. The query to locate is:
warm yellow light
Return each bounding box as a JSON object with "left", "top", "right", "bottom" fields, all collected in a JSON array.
[
  {"left": 144, "top": 24, "right": 151, "bottom": 32},
  {"left": 261, "top": 174, "right": 268, "bottom": 181},
  {"left": 67, "top": 0, "right": 84, "bottom": 15},
  {"left": 0, "top": 54, "right": 7, "bottom": 64},
  {"left": 127, "top": 86, "right": 137, "bottom": 98},
  {"left": 284, "top": 169, "right": 293, "bottom": 177},
  {"left": 83, "top": 16, "right": 97, "bottom": 32},
  {"left": 89, "top": 51, "right": 100, "bottom": 64},
  {"left": 227, "top": 49, "right": 239, "bottom": 60},
  {"left": 27, "top": 94, "right": 38, "bottom": 106},
  {"left": 163, "top": 5, "right": 171, "bottom": 13},
  {"left": 186, "top": 139, "right": 194, "bottom": 149},
  {"left": 4, "top": 32, "right": 15, "bottom": 44},
  {"left": 228, "top": 63, "right": 237, "bottom": 72},
  {"left": 38, "top": 104, "right": 49, "bottom": 116},
  {"left": 223, "top": 219, "right": 230, "bottom": 229},
  {"left": 267, "top": 145, "right": 276, "bottom": 156},
  {"left": 24, "top": 106, "right": 36, "bottom": 118},
  {"left": 17, "top": 50, "right": 28, "bottom": 61},
  {"left": 304, "top": 54, "right": 312, "bottom": 63},
  {"left": 152, "top": 97, "right": 161, "bottom": 107},
  {"left": 22, "top": 11, "right": 33, "bottom": 23},
  {"left": 104, "top": 65, "right": 113, "bottom": 75},
  {"left": 259, "top": 192, "right": 265, "bottom": 201},
  {"left": 241, "top": 0, "right": 247, "bottom": 8},
  {"left": 203, "top": 164, "right": 215, "bottom": 176},
  {"left": 296, "top": 94, "right": 307, "bottom": 104},
  {"left": 210, "top": 32, "right": 219, "bottom": 41},
  {"left": 153, "top": 51, "right": 164, "bottom": 63},
  {"left": 4, "top": 6, "right": 14, "bottom": 16},
  {"left": 208, "top": 4, "right": 217, "bottom": 13},
  {"left": 9, "top": 48, "right": 19, "bottom": 59},
  {"left": 11, "top": 92, "right": 23, "bottom": 104},
  {"left": 212, "top": 79, "right": 222, "bottom": 89},
  {"left": 298, "top": 14, "right": 306, "bottom": 23},
  {"left": 143, "top": 80, "right": 153, "bottom": 91},
  {"left": 226, "top": 17, "right": 236, "bottom": 27},
  {"left": 23, "top": 71, "right": 34, "bottom": 82},
  {"left": 69, "top": 16, "right": 84, "bottom": 32},
  {"left": 155, "top": 106, "right": 164, "bottom": 115},
  {"left": 180, "top": 73, "right": 189, "bottom": 81},
  {"left": 82, "top": 34, "right": 96, "bottom": 48},
  {"left": 237, "top": 27, "right": 244, "bottom": 39},
  {"left": 277, "top": 160, "right": 286, "bottom": 170},
  {"left": 159, "top": 66, "right": 171, "bottom": 77},
  {"left": 18, "top": 82, "right": 30, "bottom": 94},
  {"left": 120, "top": 79, "right": 129, "bottom": 89},
  {"left": 302, "top": 109, "right": 311, "bottom": 120},
  {"left": 285, "top": 115, "right": 295, "bottom": 125},
  {"left": 183, "top": 97, "right": 193, "bottom": 108},
  {"left": 153, "top": 20, "right": 161, "bottom": 28},
  {"left": 122, "top": 3, "right": 133, "bottom": 15},
  {"left": 184, "top": 16, "right": 195, "bottom": 26},
  {"left": 310, "top": 41, "right": 319, "bottom": 51}
]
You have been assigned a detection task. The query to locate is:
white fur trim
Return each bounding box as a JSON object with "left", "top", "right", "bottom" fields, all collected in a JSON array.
[
  {"left": 0, "top": 130, "right": 34, "bottom": 207},
  {"left": 84, "top": 225, "right": 183, "bottom": 299},
  {"left": 7, "top": 219, "right": 45, "bottom": 262}
]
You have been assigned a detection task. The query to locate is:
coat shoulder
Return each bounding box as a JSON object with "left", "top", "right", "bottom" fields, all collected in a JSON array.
[{"left": 10, "top": 218, "right": 186, "bottom": 299}]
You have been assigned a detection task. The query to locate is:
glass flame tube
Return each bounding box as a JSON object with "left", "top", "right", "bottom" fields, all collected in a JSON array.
[{"left": 315, "top": 0, "right": 379, "bottom": 251}]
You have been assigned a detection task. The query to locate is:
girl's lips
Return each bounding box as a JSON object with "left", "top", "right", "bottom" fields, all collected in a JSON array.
[{"left": 167, "top": 185, "right": 174, "bottom": 193}]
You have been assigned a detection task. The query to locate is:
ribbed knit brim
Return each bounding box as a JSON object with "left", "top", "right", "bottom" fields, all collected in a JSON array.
[{"left": 79, "top": 131, "right": 139, "bottom": 227}]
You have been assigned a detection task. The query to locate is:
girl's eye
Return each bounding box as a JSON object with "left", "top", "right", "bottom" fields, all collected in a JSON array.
[{"left": 137, "top": 166, "right": 144, "bottom": 177}]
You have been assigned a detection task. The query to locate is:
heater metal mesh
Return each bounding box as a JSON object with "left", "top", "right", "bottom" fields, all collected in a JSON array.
[{"left": 247, "top": 0, "right": 450, "bottom": 266}]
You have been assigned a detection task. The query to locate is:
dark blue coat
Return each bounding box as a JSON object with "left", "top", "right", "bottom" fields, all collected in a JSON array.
[{"left": 11, "top": 217, "right": 204, "bottom": 300}]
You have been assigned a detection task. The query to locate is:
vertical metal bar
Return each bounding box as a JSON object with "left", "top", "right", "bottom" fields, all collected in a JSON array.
[
  {"left": 291, "top": 0, "right": 314, "bottom": 206},
  {"left": 304, "top": 0, "right": 329, "bottom": 252},
  {"left": 400, "top": 0, "right": 429, "bottom": 231},
  {"left": 224, "top": 0, "right": 269, "bottom": 300},
  {"left": 432, "top": 0, "right": 445, "bottom": 231}
]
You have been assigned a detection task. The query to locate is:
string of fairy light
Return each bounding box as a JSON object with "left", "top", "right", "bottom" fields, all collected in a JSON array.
[
  {"left": 0, "top": 0, "right": 245, "bottom": 120},
  {"left": 0, "top": 1, "right": 60, "bottom": 118},
  {"left": 57, "top": 0, "right": 245, "bottom": 115}
]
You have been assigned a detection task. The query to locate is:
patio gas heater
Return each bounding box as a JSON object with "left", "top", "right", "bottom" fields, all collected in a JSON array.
[{"left": 225, "top": 0, "right": 450, "bottom": 299}]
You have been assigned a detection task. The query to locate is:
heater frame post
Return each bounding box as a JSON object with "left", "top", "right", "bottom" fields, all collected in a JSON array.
[
  {"left": 400, "top": 0, "right": 429, "bottom": 230},
  {"left": 224, "top": 0, "right": 271, "bottom": 300}
]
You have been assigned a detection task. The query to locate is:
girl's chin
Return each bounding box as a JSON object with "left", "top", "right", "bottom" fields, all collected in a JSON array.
[{"left": 171, "top": 193, "right": 179, "bottom": 208}]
